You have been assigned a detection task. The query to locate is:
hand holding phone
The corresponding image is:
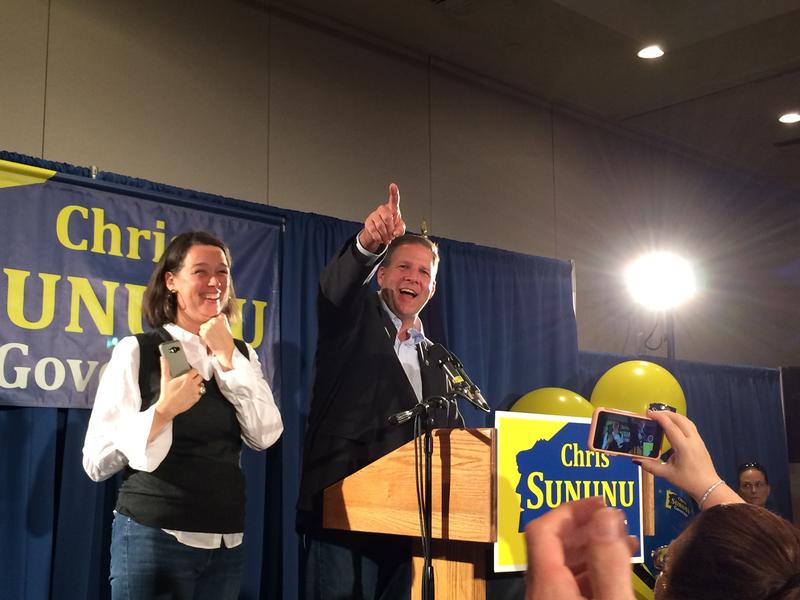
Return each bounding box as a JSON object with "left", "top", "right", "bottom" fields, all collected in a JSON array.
[
  {"left": 637, "top": 410, "right": 744, "bottom": 509},
  {"left": 158, "top": 340, "right": 192, "bottom": 377},
  {"left": 150, "top": 341, "right": 204, "bottom": 435},
  {"left": 588, "top": 407, "right": 664, "bottom": 459}
]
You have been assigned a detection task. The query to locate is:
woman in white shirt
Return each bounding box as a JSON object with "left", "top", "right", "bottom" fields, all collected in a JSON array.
[{"left": 82, "top": 231, "right": 283, "bottom": 600}]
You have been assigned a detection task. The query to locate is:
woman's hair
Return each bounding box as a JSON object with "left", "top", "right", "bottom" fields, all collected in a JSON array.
[
  {"left": 142, "top": 231, "right": 240, "bottom": 327},
  {"left": 664, "top": 503, "right": 800, "bottom": 600}
]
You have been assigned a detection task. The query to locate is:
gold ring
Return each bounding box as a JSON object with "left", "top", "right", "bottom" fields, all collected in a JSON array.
[{"left": 199, "top": 383, "right": 206, "bottom": 396}]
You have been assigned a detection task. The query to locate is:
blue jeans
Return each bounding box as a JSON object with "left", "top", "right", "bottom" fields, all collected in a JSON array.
[
  {"left": 302, "top": 530, "right": 411, "bottom": 600},
  {"left": 110, "top": 513, "right": 244, "bottom": 600}
]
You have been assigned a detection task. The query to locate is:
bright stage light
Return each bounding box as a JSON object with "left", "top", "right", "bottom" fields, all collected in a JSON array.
[{"left": 625, "top": 252, "right": 696, "bottom": 311}]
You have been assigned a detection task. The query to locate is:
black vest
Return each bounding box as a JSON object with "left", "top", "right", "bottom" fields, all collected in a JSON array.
[{"left": 115, "top": 327, "right": 249, "bottom": 533}]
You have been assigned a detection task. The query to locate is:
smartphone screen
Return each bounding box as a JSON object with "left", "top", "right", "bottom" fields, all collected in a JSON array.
[
  {"left": 158, "top": 340, "right": 192, "bottom": 377},
  {"left": 589, "top": 408, "right": 664, "bottom": 459}
]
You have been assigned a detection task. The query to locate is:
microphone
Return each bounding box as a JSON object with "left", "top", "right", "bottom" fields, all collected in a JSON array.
[
  {"left": 388, "top": 407, "right": 419, "bottom": 425},
  {"left": 426, "top": 343, "right": 490, "bottom": 413},
  {"left": 388, "top": 397, "right": 446, "bottom": 425}
]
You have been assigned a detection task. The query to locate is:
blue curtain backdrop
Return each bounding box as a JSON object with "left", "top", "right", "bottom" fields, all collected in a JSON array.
[{"left": 0, "top": 150, "right": 792, "bottom": 599}]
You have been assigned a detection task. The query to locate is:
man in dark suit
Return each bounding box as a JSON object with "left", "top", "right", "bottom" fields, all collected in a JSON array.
[{"left": 298, "top": 183, "right": 463, "bottom": 599}]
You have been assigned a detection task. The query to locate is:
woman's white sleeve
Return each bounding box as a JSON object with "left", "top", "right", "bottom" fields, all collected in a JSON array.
[
  {"left": 82, "top": 336, "right": 172, "bottom": 481},
  {"left": 214, "top": 344, "right": 283, "bottom": 451}
]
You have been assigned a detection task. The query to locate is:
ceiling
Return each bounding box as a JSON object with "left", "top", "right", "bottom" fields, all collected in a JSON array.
[{"left": 267, "top": 0, "right": 800, "bottom": 192}]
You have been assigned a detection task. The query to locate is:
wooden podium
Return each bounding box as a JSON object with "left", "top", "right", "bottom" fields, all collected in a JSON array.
[{"left": 323, "top": 428, "right": 497, "bottom": 599}]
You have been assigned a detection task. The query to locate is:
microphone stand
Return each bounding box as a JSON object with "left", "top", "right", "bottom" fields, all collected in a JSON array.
[
  {"left": 421, "top": 408, "right": 435, "bottom": 600},
  {"left": 390, "top": 394, "right": 453, "bottom": 600}
]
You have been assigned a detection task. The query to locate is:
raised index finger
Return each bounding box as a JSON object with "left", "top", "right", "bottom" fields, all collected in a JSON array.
[{"left": 387, "top": 183, "right": 400, "bottom": 216}]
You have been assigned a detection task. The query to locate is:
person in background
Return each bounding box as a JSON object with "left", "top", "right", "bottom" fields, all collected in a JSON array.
[
  {"left": 524, "top": 411, "right": 800, "bottom": 600},
  {"left": 737, "top": 461, "right": 771, "bottom": 507},
  {"left": 83, "top": 231, "right": 283, "bottom": 600},
  {"left": 297, "top": 183, "right": 464, "bottom": 599}
]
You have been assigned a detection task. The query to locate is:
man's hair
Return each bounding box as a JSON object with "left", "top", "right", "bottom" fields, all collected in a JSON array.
[
  {"left": 384, "top": 233, "right": 440, "bottom": 271},
  {"left": 738, "top": 461, "right": 770, "bottom": 485},
  {"left": 142, "top": 231, "right": 241, "bottom": 328},
  {"left": 664, "top": 504, "right": 800, "bottom": 600}
]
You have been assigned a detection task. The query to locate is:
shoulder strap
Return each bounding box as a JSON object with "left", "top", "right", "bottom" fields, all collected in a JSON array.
[
  {"left": 233, "top": 338, "right": 250, "bottom": 360},
  {"left": 135, "top": 327, "right": 171, "bottom": 411}
]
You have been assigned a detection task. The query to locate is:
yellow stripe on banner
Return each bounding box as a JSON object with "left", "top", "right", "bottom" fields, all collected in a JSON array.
[{"left": 0, "top": 159, "right": 56, "bottom": 188}]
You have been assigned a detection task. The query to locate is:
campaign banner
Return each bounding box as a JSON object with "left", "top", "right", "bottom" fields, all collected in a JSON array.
[
  {"left": 0, "top": 159, "right": 281, "bottom": 409},
  {"left": 495, "top": 410, "right": 644, "bottom": 572}
]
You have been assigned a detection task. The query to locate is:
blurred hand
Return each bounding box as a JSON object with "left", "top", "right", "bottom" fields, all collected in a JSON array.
[
  {"left": 199, "top": 314, "right": 235, "bottom": 370},
  {"left": 525, "top": 497, "right": 637, "bottom": 600},
  {"left": 358, "top": 183, "right": 406, "bottom": 253}
]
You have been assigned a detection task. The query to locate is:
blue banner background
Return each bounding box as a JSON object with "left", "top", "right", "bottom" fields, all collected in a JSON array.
[{"left": 0, "top": 179, "right": 280, "bottom": 409}]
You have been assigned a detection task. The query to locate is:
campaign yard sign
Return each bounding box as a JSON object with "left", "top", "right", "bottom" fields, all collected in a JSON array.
[{"left": 495, "top": 410, "right": 644, "bottom": 572}]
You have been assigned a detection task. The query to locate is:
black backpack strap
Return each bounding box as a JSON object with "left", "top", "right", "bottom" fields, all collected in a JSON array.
[
  {"left": 135, "top": 327, "right": 172, "bottom": 411},
  {"left": 233, "top": 338, "right": 250, "bottom": 361}
]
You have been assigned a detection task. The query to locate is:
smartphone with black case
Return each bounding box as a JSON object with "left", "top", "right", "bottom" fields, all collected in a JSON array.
[
  {"left": 587, "top": 407, "right": 664, "bottom": 459},
  {"left": 158, "top": 340, "right": 192, "bottom": 377}
]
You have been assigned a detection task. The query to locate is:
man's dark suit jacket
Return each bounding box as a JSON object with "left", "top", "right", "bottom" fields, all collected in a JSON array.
[{"left": 297, "top": 237, "right": 462, "bottom": 532}]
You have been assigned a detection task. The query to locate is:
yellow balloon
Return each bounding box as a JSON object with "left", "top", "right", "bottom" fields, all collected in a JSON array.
[
  {"left": 589, "top": 361, "right": 686, "bottom": 416},
  {"left": 511, "top": 387, "right": 595, "bottom": 418},
  {"left": 590, "top": 361, "right": 686, "bottom": 454}
]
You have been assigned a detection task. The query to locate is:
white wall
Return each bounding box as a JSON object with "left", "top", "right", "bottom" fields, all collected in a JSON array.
[
  {"left": 3, "top": 0, "right": 800, "bottom": 368},
  {"left": 554, "top": 114, "right": 800, "bottom": 365}
]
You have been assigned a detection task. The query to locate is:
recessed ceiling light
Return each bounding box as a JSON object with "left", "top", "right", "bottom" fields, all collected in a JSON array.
[
  {"left": 637, "top": 45, "right": 664, "bottom": 59},
  {"left": 779, "top": 112, "right": 800, "bottom": 124}
]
